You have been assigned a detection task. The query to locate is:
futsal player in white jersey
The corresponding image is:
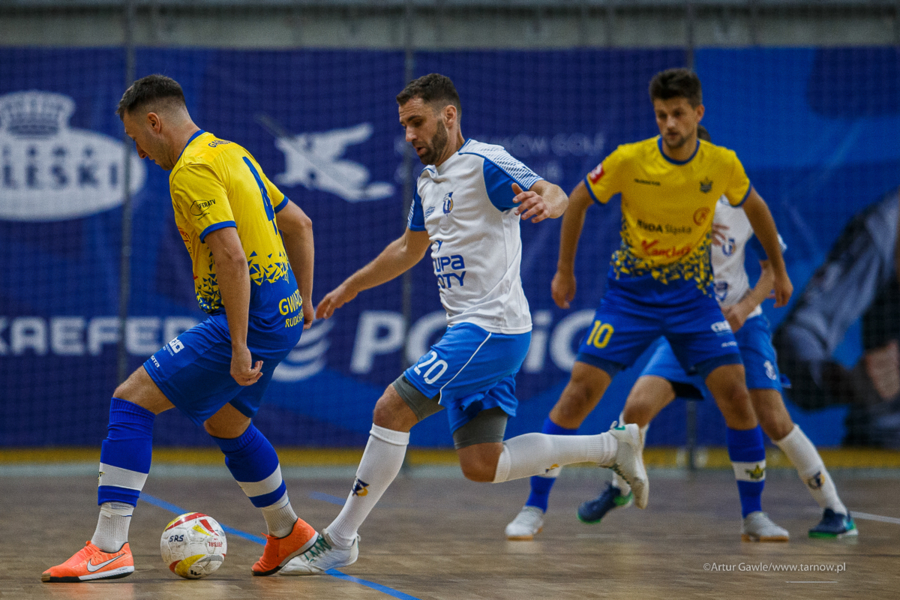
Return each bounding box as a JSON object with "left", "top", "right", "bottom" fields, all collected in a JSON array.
[
  {"left": 281, "top": 73, "right": 650, "bottom": 574},
  {"left": 569, "top": 129, "right": 856, "bottom": 539}
]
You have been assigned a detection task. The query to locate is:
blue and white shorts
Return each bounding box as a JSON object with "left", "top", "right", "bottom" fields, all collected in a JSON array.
[
  {"left": 143, "top": 312, "right": 301, "bottom": 427},
  {"left": 402, "top": 323, "right": 531, "bottom": 433},
  {"left": 642, "top": 314, "right": 786, "bottom": 398},
  {"left": 576, "top": 276, "right": 743, "bottom": 379}
]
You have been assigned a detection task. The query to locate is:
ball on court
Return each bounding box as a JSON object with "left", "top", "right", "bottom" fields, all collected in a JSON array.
[{"left": 160, "top": 512, "right": 227, "bottom": 579}]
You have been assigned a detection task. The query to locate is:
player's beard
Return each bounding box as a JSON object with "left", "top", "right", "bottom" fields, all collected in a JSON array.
[
  {"left": 663, "top": 127, "right": 693, "bottom": 151},
  {"left": 419, "top": 122, "right": 449, "bottom": 165}
]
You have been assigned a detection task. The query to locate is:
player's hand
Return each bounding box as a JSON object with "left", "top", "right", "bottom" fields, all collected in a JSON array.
[
  {"left": 863, "top": 340, "right": 900, "bottom": 400},
  {"left": 512, "top": 183, "right": 551, "bottom": 224},
  {"left": 551, "top": 270, "right": 577, "bottom": 309},
  {"left": 722, "top": 305, "right": 748, "bottom": 333},
  {"left": 711, "top": 223, "right": 729, "bottom": 246},
  {"left": 302, "top": 302, "right": 315, "bottom": 330},
  {"left": 316, "top": 283, "right": 358, "bottom": 320},
  {"left": 772, "top": 269, "right": 793, "bottom": 308},
  {"left": 231, "top": 345, "right": 263, "bottom": 386}
]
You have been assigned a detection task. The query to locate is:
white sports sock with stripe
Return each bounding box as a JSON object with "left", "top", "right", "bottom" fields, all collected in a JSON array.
[
  {"left": 775, "top": 425, "right": 847, "bottom": 515},
  {"left": 91, "top": 502, "right": 133, "bottom": 552}
]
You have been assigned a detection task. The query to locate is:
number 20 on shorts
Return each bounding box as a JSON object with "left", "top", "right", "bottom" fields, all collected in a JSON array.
[
  {"left": 586, "top": 320, "right": 614, "bottom": 349},
  {"left": 414, "top": 351, "right": 449, "bottom": 385}
]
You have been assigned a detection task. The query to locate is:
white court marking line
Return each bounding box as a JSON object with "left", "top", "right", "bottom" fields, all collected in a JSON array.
[
  {"left": 786, "top": 581, "right": 837, "bottom": 584},
  {"left": 851, "top": 511, "right": 900, "bottom": 525}
]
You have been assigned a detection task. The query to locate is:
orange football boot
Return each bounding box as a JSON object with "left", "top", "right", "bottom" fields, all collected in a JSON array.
[
  {"left": 252, "top": 518, "right": 319, "bottom": 576},
  {"left": 42, "top": 541, "right": 134, "bottom": 582}
]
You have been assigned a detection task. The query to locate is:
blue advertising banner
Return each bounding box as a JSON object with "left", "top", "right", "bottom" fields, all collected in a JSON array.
[{"left": 2, "top": 48, "right": 898, "bottom": 447}]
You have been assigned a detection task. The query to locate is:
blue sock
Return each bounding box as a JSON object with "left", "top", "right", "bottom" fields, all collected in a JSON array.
[
  {"left": 525, "top": 418, "right": 578, "bottom": 512},
  {"left": 98, "top": 397, "right": 155, "bottom": 507},
  {"left": 213, "top": 424, "right": 287, "bottom": 509},
  {"left": 727, "top": 426, "right": 766, "bottom": 518}
]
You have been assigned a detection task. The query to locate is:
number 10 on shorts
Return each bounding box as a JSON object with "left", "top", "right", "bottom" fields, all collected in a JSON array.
[
  {"left": 414, "top": 351, "right": 449, "bottom": 385},
  {"left": 586, "top": 320, "right": 614, "bottom": 349}
]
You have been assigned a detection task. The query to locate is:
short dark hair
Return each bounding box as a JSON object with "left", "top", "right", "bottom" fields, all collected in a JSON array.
[
  {"left": 396, "top": 73, "right": 461, "bottom": 114},
  {"left": 697, "top": 124, "right": 711, "bottom": 142},
  {"left": 649, "top": 68, "right": 702, "bottom": 107},
  {"left": 117, "top": 74, "right": 186, "bottom": 120}
]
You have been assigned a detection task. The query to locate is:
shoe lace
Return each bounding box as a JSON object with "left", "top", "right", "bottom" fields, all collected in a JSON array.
[{"left": 303, "top": 536, "right": 333, "bottom": 562}]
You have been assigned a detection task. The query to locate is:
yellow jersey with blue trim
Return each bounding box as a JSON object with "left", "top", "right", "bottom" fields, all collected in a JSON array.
[
  {"left": 169, "top": 130, "right": 301, "bottom": 332},
  {"left": 584, "top": 136, "right": 751, "bottom": 294}
]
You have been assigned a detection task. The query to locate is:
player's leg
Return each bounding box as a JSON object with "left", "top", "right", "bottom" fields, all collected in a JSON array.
[
  {"left": 42, "top": 366, "right": 174, "bottom": 582},
  {"left": 203, "top": 401, "right": 319, "bottom": 575},
  {"left": 740, "top": 314, "right": 855, "bottom": 537},
  {"left": 281, "top": 382, "right": 422, "bottom": 575},
  {"left": 705, "top": 364, "right": 787, "bottom": 541},
  {"left": 752, "top": 389, "right": 857, "bottom": 538},
  {"left": 577, "top": 374, "right": 677, "bottom": 524},
  {"left": 509, "top": 302, "right": 657, "bottom": 538},
  {"left": 506, "top": 360, "right": 613, "bottom": 537}
]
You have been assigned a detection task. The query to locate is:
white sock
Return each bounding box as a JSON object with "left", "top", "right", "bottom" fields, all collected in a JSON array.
[
  {"left": 260, "top": 492, "right": 299, "bottom": 538},
  {"left": 492, "top": 432, "right": 617, "bottom": 483},
  {"left": 327, "top": 424, "right": 409, "bottom": 548},
  {"left": 775, "top": 425, "right": 847, "bottom": 515},
  {"left": 612, "top": 417, "right": 648, "bottom": 495},
  {"left": 91, "top": 502, "right": 133, "bottom": 552}
]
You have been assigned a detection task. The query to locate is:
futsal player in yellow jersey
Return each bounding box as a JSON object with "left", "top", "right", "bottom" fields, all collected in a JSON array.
[
  {"left": 505, "top": 68, "right": 794, "bottom": 542},
  {"left": 44, "top": 75, "right": 320, "bottom": 582}
]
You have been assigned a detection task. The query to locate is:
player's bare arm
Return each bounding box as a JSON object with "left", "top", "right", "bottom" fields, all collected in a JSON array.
[
  {"left": 205, "top": 226, "right": 263, "bottom": 386},
  {"left": 552, "top": 180, "right": 593, "bottom": 309},
  {"left": 741, "top": 188, "right": 793, "bottom": 307},
  {"left": 316, "top": 228, "right": 432, "bottom": 319},
  {"left": 275, "top": 200, "right": 315, "bottom": 329},
  {"left": 513, "top": 180, "right": 568, "bottom": 223},
  {"left": 723, "top": 260, "right": 775, "bottom": 332}
]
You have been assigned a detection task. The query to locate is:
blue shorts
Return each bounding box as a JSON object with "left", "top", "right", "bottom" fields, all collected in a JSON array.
[
  {"left": 403, "top": 323, "right": 531, "bottom": 433},
  {"left": 576, "top": 276, "right": 742, "bottom": 378},
  {"left": 144, "top": 312, "right": 302, "bottom": 427},
  {"left": 643, "top": 314, "right": 785, "bottom": 398}
]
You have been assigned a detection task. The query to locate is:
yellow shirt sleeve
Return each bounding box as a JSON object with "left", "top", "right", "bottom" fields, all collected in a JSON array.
[
  {"left": 584, "top": 147, "right": 624, "bottom": 205},
  {"left": 723, "top": 151, "right": 752, "bottom": 207},
  {"left": 170, "top": 164, "right": 236, "bottom": 242},
  {"left": 262, "top": 171, "right": 289, "bottom": 213}
]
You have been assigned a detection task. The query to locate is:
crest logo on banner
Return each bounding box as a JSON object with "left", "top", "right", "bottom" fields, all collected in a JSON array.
[
  {"left": 0, "top": 91, "right": 146, "bottom": 221},
  {"left": 275, "top": 122, "right": 394, "bottom": 202}
]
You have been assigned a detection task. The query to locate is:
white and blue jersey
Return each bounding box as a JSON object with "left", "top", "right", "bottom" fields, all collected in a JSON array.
[
  {"left": 404, "top": 140, "right": 542, "bottom": 431},
  {"left": 407, "top": 139, "right": 542, "bottom": 335},
  {"left": 643, "top": 197, "right": 788, "bottom": 393}
]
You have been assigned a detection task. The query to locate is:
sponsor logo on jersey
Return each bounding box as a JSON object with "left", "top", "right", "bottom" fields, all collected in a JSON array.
[
  {"left": 0, "top": 90, "right": 146, "bottom": 221},
  {"left": 587, "top": 163, "right": 604, "bottom": 184},
  {"left": 190, "top": 198, "right": 216, "bottom": 218},
  {"left": 207, "top": 139, "right": 231, "bottom": 148},
  {"left": 637, "top": 219, "right": 693, "bottom": 236},
  {"left": 433, "top": 254, "right": 466, "bottom": 289},
  {"left": 640, "top": 239, "right": 692, "bottom": 259},
  {"left": 700, "top": 177, "right": 713, "bottom": 193},
  {"left": 274, "top": 122, "right": 394, "bottom": 203},
  {"left": 764, "top": 360, "right": 778, "bottom": 380},
  {"left": 634, "top": 178, "right": 660, "bottom": 186},
  {"left": 714, "top": 281, "right": 729, "bottom": 302},
  {"left": 721, "top": 237, "right": 736, "bottom": 256},
  {"left": 692, "top": 207, "right": 711, "bottom": 225},
  {"left": 442, "top": 191, "right": 453, "bottom": 214}
]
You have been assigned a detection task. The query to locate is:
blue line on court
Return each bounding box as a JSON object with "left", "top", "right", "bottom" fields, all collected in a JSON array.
[
  {"left": 309, "top": 491, "right": 345, "bottom": 505},
  {"left": 140, "top": 492, "right": 420, "bottom": 600}
]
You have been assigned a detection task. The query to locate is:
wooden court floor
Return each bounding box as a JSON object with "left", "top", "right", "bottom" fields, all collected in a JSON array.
[{"left": 2, "top": 467, "right": 898, "bottom": 599}]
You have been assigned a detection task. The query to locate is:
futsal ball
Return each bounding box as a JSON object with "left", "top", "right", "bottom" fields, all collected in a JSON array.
[{"left": 160, "top": 512, "right": 227, "bottom": 579}]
